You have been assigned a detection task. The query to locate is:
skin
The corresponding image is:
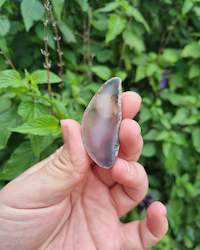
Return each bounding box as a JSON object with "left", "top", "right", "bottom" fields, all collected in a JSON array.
[{"left": 0, "top": 92, "right": 168, "bottom": 250}]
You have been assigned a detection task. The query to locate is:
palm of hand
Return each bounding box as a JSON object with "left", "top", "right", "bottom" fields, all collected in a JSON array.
[{"left": 41, "top": 170, "right": 123, "bottom": 250}]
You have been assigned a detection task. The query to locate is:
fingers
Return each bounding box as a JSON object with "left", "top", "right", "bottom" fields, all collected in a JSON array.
[
  {"left": 122, "top": 92, "right": 141, "bottom": 119},
  {"left": 144, "top": 202, "right": 168, "bottom": 243},
  {"left": 93, "top": 119, "right": 143, "bottom": 187},
  {"left": 110, "top": 159, "right": 148, "bottom": 216},
  {"left": 93, "top": 91, "right": 142, "bottom": 187},
  {"left": 119, "top": 119, "right": 143, "bottom": 161},
  {"left": 0, "top": 120, "right": 91, "bottom": 208},
  {"left": 122, "top": 202, "right": 168, "bottom": 249}
]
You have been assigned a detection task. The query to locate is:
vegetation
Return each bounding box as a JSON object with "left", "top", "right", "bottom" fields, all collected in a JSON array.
[{"left": 0, "top": 0, "right": 200, "bottom": 249}]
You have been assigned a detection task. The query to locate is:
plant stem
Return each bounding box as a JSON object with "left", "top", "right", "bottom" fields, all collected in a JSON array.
[
  {"left": 83, "top": 7, "right": 93, "bottom": 81},
  {"left": 45, "top": 0, "right": 64, "bottom": 87},
  {"left": 43, "top": 0, "right": 52, "bottom": 98},
  {"left": 0, "top": 50, "right": 16, "bottom": 70},
  {"left": 49, "top": 9, "right": 64, "bottom": 80}
]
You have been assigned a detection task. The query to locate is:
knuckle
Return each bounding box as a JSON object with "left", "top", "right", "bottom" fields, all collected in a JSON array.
[
  {"left": 132, "top": 136, "right": 143, "bottom": 161},
  {"left": 126, "top": 162, "right": 148, "bottom": 202},
  {"left": 131, "top": 120, "right": 141, "bottom": 135},
  {"left": 47, "top": 146, "right": 74, "bottom": 178},
  {"left": 135, "top": 163, "right": 148, "bottom": 188}
]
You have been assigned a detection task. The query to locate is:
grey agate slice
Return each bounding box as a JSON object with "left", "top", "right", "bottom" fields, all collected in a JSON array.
[{"left": 82, "top": 77, "right": 122, "bottom": 168}]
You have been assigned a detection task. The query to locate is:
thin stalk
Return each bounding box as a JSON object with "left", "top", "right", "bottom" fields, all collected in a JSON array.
[
  {"left": 43, "top": 0, "right": 52, "bottom": 98},
  {"left": 0, "top": 50, "right": 16, "bottom": 70},
  {"left": 49, "top": 10, "right": 64, "bottom": 79},
  {"left": 83, "top": 7, "right": 93, "bottom": 81},
  {"left": 45, "top": 0, "right": 64, "bottom": 86}
]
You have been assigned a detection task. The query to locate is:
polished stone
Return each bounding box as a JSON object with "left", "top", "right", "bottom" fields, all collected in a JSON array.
[{"left": 82, "top": 77, "right": 122, "bottom": 168}]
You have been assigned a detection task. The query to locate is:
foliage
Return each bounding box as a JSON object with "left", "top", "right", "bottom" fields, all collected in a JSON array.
[{"left": 0, "top": 0, "right": 200, "bottom": 249}]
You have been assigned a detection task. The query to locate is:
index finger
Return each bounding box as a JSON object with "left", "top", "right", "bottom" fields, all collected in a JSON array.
[{"left": 122, "top": 91, "right": 142, "bottom": 119}]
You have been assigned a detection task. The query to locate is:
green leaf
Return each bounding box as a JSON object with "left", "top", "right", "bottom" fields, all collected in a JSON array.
[
  {"left": 0, "top": 16, "right": 10, "bottom": 36},
  {"left": 168, "top": 72, "right": 185, "bottom": 90},
  {"left": 0, "top": 97, "right": 11, "bottom": 113},
  {"left": 182, "top": 0, "right": 194, "bottom": 14},
  {"left": 58, "top": 20, "right": 76, "bottom": 43},
  {"left": 52, "top": 99, "right": 68, "bottom": 119},
  {"left": 35, "top": 24, "right": 55, "bottom": 50},
  {"left": 171, "top": 108, "right": 199, "bottom": 126},
  {"left": 171, "top": 108, "right": 187, "bottom": 125},
  {"left": 156, "top": 131, "right": 170, "bottom": 141},
  {"left": 75, "top": 0, "right": 89, "bottom": 12},
  {"left": 0, "top": 128, "right": 11, "bottom": 150},
  {"left": 135, "top": 65, "right": 146, "bottom": 82},
  {"left": 0, "top": 181, "right": 5, "bottom": 189},
  {"left": 0, "top": 105, "right": 22, "bottom": 149},
  {"left": 146, "top": 63, "right": 160, "bottom": 77},
  {"left": 189, "top": 64, "right": 200, "bottom": 79},
  {"left": 0, "top": 141, "right": 37, "bottom": 180},
  {"left": 162, "top": 49, "right": 181, "bottom": 64},
  {"left": 162, "top": 142, "right": 171, "bottom": 157},
  {"left": 139, "top": 106, "right": 151, "bottom": 123},
  {"left": 142, "top": 142, "right": 156, "bottom": 157},
  {"left": 128, "top": 7, "right": 150, "bottom": 32},
  {"left": 0, "top": 97, "right": 13, "bottom": 149},
  {"left": 115, "top": 70, "right": 127, "bottom": 81},
  {"left": 97, "top": 2, "right": 119, "bottom": 12},
  {"left": 194, "top": 6, "right": 200, "bottom": 17},
  {"left": 18, "top": 101, "right": 50, "bottom": 121},
  {"left": 12, "top": 115, "right": 60, "bottom": 136},
  {"left": 0, "top": 37, "right": 7, "bottom": 52},
  {"left": 0, "top": 105, "right": 21, "bottom": 126},
  {"left": 64, "top": 70, "right": 83, "bottom": 86},
  {"left": 30, "top": 135, "right": 54, "bottom": 158},
  {"left": 192, "top": 128, "right": 200, "bottom": 153},
  {"left": 168, "top": 199, "right": 183, "bottom": 231},
  {"left": 51, "top": 0, "right": 65, "bottom": 20},
  {"left": 143, "top": 129, "right": 159, "bottom": 141},
  {"left": 21, "top": 0, "right": 44, "bottom": 31},
  {"left": 0, "top": 70, "right": 22, "bottom": 88},
  {"left": 91, "top": 66, "right": 111, "bottom": 80},
  {"left": 96, "top": 49, "right": 113, "bottom": 63},
  {"left": 0, "top": 0, "right": 6, "bottom": 8},
  {"left": 105, "top": 14, "right": 126, "bottom": 43},
  {"left": 182, "top": 114, "right": 200, "bottom": 125},
  {"left": 31, "top": 70, "right": 61, "bottom": 84},
  {"left": 92, "top": 13, "right": 108, "bottom": 31},
  {"left": 63, "top": 49, "right": 77, "bottom": 66},
  {"left": 123, "top": 30, "right": 145, "bottom": 52},
  {"left": 171, "top": 132, "right": 187, "bottom": 146},
  {"left": 182, "top": 42, "right": 200, "bottom": 58},
  {"left": 163, "top": 144, "right": 178, "bottom": 175}
]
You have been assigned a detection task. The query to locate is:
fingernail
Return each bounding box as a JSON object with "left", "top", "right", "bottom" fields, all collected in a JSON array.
[
  {"left": 60, "top": 119, "right": 65, "bottom": 125},
  {"left": 60, "top": 119, "right": 69, "bottom": 129}
]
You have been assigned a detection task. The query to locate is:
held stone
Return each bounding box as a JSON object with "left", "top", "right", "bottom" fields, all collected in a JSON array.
[{"left": 82, "top": 77, "right": 122, "bottom": 168}]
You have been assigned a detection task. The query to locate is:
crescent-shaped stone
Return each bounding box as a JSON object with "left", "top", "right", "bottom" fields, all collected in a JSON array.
[{"left": 82, "top": 77, "right": 122, "bottom": 168}]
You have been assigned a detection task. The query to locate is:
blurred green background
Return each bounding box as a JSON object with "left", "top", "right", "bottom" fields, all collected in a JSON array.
[{"left": 0, "top": 0, "right": 200, "bottom": 249}]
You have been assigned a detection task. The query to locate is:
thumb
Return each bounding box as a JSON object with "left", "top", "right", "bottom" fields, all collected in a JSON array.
[
  {"left": 59, "top": 119, "right": 91, "bottom": 178},
  {"left": 0, "top": 119, "right": 91, "bottom": 208}
]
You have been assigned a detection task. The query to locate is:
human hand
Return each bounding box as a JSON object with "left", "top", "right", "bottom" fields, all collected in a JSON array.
[{"left": 0, "top": 92, "right": 168, "bottom": 250}]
